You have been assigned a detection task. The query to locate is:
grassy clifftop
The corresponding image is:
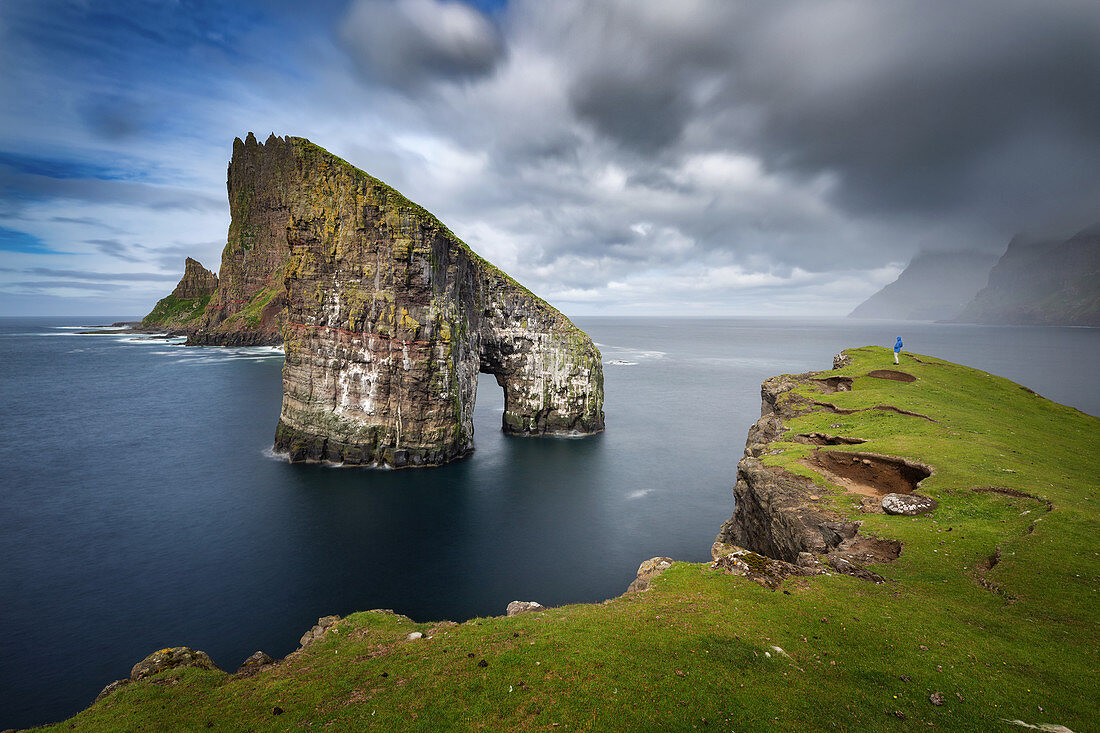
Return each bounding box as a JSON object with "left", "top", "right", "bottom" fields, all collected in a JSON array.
[{"left": 41, "top": 347, "right": 1098, "bottom": 731}]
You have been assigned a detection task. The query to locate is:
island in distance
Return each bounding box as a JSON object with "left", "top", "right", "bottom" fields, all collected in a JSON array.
[
  {"left": 850, "top": 223, "right": 1100, "bottom": 325},
  {"left": 143, "top": 133, "right": 605, "bottom": 468}
]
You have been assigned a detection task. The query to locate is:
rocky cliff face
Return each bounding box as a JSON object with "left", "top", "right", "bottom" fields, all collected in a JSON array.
[
  {"left": 187, "top": 133, "right": 293, "bottom": 346},
  {"left": 209, "top": 136, "right": 605, "bottom": 467},
  {"left": 713, "top": 359, "right": 902, "bottom": 579},
  {"left": 141, "top": 257, "right": 218, "bottom": 331},
  {"left": 954, "top": 224, "right": 1100, "bottom": 326},
  {"left": 849, "top": 251, "right": 998, "bottom": 321},
  {"left": 140, "top": 133, "right": 603, "bottom": 466}
]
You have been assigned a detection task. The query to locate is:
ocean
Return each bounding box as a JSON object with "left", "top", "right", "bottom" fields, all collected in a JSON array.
[{"left": 1, "top": 315, "right": 1097, "bottom": 728}]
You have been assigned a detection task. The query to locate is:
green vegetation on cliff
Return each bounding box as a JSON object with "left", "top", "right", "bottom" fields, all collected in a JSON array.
[
  {"left": 48, "top": 365, "right": 1097, "bottom": 730},
  {"left": 140, "top": 293, "right": 211, "bottom": 330}
]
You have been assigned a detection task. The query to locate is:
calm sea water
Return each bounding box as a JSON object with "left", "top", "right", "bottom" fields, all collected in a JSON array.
[{"left": 1, "top": 315, "right": 1097, "bottom": 728}]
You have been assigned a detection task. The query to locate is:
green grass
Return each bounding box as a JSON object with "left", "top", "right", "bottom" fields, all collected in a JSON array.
[
  {"left": 223, "top": 286, "right": 279, "bottom": 328},
  {"left": 40, "top": 346, "right": 1099, "bottom": 732},
  {"left": 141, "top": 293, "right": 211, "bottom": 329}
]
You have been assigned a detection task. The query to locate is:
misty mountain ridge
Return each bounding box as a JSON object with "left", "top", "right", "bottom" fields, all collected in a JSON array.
[
  {"left": 849, "top": 250, "right": 999, "bottom": 321},
  {"left": 954, "top": 224, "right": 1100, "bottom": 326}
]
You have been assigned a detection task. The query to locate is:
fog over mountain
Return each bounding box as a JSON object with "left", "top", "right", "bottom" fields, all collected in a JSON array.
[
  {"left": 2, "top": 0, "right": 1099, "bottom": 315},
  {"left": 849, "top": 251, "right": 1000, "bottom": 322},
  {"left": 954, "top": 225, "right": 1100, "bottom": 327}
]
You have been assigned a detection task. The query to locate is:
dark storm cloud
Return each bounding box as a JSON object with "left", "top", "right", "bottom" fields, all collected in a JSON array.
[
  {"left": 547, "top": 0, "right": 1100, "bottom": 233},
  {"left": 339, "top": 0, "right": 505, "bottom": 88}
]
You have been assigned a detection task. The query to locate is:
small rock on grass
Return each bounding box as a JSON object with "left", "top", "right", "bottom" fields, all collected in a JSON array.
[
  {"left": 407, "top": 632, "right": 423, "bottom": 640},
  {"left": 882, "top": 493, "right": 938, "bottom": 516},
  {"left": 929, "top": 692, "right": 945, "bottom": 706}
]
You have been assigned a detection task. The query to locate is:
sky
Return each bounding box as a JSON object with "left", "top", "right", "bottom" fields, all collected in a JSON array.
[{"left": 1, "top": 0, "right": 1098, "bottom": 317}]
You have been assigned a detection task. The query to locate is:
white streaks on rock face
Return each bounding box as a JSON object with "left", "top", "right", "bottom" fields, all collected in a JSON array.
[{"left": 261, "top": 136, "right": 603, "bottom": 467}]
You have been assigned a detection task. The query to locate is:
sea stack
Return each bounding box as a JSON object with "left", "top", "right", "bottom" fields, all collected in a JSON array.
[{"left": 206, "top": 134, "right": 604, "bottom": 467}]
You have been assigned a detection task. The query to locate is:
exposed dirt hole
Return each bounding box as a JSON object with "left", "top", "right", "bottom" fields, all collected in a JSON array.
[
  {"left": 803, "top": 450, "right": 932, "bottom": 498},
  {"left": 813, "top": 376, "right": 853, "bottom": 394},
  {"left": 837, "top": 535, "right": 903, "bottom": 564},
  {"left": 866, "top": 369, "right": 916, "bottom": 383},
  {"left": 813, "top": 401, "right": 939, "bottom": 423},
  {"left": 973, "top": 486, "right": 1052, "bottom": 511},
  {"left": 794, "top": 432, "right": 867, "bottom": 446}
]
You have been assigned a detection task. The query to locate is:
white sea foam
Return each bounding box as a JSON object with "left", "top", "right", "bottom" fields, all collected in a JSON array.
[
  {"left": 605, "top": 359, "right": 638, "bottom": 366},
  {"left": 628, "top": 489, "right": 652, "bottom": 499},
  {"left": 262, "top": 447, "right": 291, "bottom": 462}
]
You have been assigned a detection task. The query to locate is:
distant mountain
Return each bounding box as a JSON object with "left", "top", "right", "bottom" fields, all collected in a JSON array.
[
  {"left": 954, "top": 225, "right": 1100, "bottom": 327},
  {"left": 849, "top": 251, "right": 998, "bottom": 321}
]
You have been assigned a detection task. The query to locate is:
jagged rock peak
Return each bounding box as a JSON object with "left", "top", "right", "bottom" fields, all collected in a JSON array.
[
  {"left": 210, "top": 135, "right": 606, "bottom": 467},
  {"left": 170, "top": 258, "right": 218, "bottom": 300}
]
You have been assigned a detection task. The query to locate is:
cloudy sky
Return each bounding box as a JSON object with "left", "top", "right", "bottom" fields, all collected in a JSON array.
[{"left": 2, "top": 0, "right": 1098, "bottom": 317}]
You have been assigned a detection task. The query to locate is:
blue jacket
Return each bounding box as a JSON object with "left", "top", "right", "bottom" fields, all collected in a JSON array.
[{"left": 894, "top": 337, "right": 903, "bottom": 352}]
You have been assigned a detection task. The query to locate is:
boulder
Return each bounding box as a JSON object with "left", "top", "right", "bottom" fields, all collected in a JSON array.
[
  {"left": 625, "top": 556, "right": 673, "bottom": 593},
  {"left": 299, "top": 615, "right": 341, "bottom": 648},
  {"left": 130, "top": 647, "right": 220, "bottom": 681},
  {"left": 882, "top": 492, "right": 938, "bottom": 516},
  {"left": 236, "top": 651, "right": 275, "bottom": 676},
  {"left": 506, "top": 601, "right": 545, "bottom": 616},
  {"left": 711, "top": 547, "right": 822, "bottom": 590}
]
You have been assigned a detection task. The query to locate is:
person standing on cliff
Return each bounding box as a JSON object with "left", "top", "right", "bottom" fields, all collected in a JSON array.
[{"left": 894, "top": 336, "right": 903, "bottom": 364}]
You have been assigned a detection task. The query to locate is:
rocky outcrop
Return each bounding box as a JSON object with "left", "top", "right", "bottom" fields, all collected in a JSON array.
[
  {"left": 97, "top": 646, "right": 221, "bottom": 702},
  {"left": 624, "top": 557, "right": 673, "bottom": 593},
  {"left": 714, "top": 458, "right": 860, "bottom": 563},
  {"left": 714, "top": 358, "right": 907, "bottom": 579},
  {"left": 506, "top": 601, "right": 545, "bottom": 616},
  {"left": 849, "top": 250, "right": 998, "bottom": 321},
  {"left": 250, "top": 135, "right": 604, "bottom": 467},
  {"left": 140, "top": 258, "right": 218, "bottom": 331},
  {"left": 954, "top": 224, "right": 1100, "bottom": 326},
  {"left": 298, "top": 615, "right": 341, "bottom": 648}
]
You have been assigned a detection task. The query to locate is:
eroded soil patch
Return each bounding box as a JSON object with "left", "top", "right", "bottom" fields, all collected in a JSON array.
[
  {"left": 803, "top": 450, "right": 932, "bottom": 498},
  {"left": 814, "top": 401, "right": 939, "bottom": 422},
  {"left": 813, "top": 376, "right": 854, "bottom": 394},
  {"left": 973, "top": 486, "right": 1053, "bottom": 511},
  {"left": 866, "top": 369, "right": 916, "bottom": 383},
  {"left": 794, "top": 432, "right": 866, "bottom": 446}
]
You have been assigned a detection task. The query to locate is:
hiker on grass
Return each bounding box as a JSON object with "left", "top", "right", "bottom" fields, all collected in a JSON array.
[{"left": 894, "top": 336, "right": 903, "bottom": 364}]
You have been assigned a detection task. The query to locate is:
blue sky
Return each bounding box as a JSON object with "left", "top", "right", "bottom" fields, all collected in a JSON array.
[{"left": 2, "top": 0, "right": 1098, "bottom": 317}]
